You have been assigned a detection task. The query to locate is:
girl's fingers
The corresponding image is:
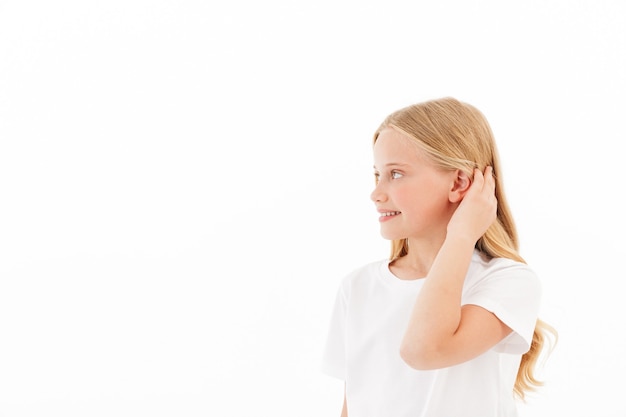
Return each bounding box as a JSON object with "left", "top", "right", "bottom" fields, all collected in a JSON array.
[
  {"left": 484, "top": 166, "right": 495, "bottom": 193},
  {"left": 472, "top": 168, "right": 484, "bottom": 189},
  {"left": 469, "top": 167, "right": 495, "bottom": 195}
]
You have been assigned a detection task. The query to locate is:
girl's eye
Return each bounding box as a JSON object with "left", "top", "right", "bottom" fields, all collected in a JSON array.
[{"left": 391, "top": 171, "right": 403, "bottom": 179}]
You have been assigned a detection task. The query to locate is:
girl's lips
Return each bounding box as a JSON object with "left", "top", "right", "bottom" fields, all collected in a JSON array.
[{"left": 378, "top": 211, "right": 401, "bottom": 222}]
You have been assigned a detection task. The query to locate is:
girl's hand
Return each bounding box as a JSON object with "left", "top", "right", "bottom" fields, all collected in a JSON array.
[{"left": 446, "top": 167, "right": 497, "bottom": 244}]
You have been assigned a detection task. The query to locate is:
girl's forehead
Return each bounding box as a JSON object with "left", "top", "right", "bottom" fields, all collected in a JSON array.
[{"left": 374, "top": 128, "right": 426, "bottom": 163}]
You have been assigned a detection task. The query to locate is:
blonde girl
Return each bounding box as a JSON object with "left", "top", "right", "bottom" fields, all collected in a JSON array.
[{"left": 322, "top": 97, "right": 556, "bottom": 417}]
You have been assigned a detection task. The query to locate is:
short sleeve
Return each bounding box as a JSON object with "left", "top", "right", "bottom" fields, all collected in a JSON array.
[
  {"left": 320, "top": 284, "right": 348, "bottom": 380},
  {"left": 462, "top": 261, "right": 542, "bottom": 354}
]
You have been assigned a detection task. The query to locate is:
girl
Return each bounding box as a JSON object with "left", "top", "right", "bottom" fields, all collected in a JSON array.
[{"left": 321, "top": 97, "right": 556, "bottom": 417}]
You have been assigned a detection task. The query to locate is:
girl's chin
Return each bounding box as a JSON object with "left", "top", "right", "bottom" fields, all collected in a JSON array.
[{"left": 380, "top": 231, "right": 407, "bottom": 241}]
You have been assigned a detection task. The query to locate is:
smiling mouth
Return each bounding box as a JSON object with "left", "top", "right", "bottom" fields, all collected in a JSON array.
[{"left": 380, "top": 211, "right": 401, "bottom": 217}]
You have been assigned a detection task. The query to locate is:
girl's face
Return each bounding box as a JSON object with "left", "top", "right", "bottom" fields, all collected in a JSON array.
[{"left": 371, "top": 128, "right": 456, "bottom": 242}]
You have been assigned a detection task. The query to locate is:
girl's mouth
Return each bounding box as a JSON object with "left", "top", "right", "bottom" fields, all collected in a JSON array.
[{"left": 379, "top": 211, "right": 400, "bottom": 221}]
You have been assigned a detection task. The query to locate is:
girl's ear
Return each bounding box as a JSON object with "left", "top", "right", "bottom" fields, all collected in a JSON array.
[{"left": 449, "top": 170, "right": 471, "bottom": 203}]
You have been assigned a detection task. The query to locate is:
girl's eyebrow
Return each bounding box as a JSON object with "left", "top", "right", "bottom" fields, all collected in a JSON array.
[{"left": 373, "top": 162, "right": 411, "bottom": 169}]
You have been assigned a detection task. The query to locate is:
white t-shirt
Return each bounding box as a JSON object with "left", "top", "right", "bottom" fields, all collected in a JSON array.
[{"left": 321, "top": 250, "right": 541, "bottom": 417}]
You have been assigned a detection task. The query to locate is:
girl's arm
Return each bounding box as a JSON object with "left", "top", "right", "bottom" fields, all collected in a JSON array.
[
  {"left": 400, "top": 168, "right": 512, "bottom": 370},
  {"left": 340, "top": 386, "right": 347, "bottom": 417}
]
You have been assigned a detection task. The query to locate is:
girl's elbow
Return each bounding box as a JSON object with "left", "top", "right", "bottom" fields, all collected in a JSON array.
[{"left": 399, "top": 342, "right": 440, "bottom": 370}]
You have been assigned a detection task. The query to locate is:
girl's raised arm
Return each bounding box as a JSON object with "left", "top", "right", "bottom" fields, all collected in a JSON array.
[{"left": 400, "top": 168, "right": 511, "bottom": 369}]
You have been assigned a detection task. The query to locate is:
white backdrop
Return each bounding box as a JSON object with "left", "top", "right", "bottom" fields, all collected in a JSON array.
[{"left": 1, "top": 1, "right": 625, "bottom": 416}]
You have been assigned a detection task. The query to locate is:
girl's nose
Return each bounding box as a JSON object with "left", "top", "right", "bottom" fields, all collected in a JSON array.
[{"left": 370, "top": 184, "right": 387, "bottom": 203}]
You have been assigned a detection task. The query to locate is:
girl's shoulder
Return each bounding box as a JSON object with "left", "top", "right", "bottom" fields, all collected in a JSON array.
[
  {"left": 342, "top": 258, "right": 387, "bottom": 281},
  {"left": 336, "top": 258, "right": 389, "bottom": 291},
  {"left": 467, "top": 250, "right": 540, "bottom": 291},
  {"left": 471, "top": 250, "right": 536, "bottom": 274}
]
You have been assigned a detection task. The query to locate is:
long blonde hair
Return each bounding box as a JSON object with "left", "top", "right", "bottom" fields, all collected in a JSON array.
[{"left": 374, "top": 97, "right": 557, "bottom": 400}]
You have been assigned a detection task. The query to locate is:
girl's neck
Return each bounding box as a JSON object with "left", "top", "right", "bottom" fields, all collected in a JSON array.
[{"left": 389, "top": 236, "right": 445, "bottom": 280}]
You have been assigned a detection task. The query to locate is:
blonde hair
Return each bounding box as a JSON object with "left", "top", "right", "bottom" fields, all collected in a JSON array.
[{"left": 373, "top": 97, "right": 557, "bottom": 400}]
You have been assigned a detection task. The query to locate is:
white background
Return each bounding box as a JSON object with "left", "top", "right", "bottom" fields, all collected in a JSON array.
[{"left": 1, "top": 1, "right": 625, "bottom": 416}]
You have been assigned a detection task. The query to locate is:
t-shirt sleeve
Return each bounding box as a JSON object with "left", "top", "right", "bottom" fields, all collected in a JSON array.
[
  {"left": 462, "top": 261, "right": 542, "bottom": 355},
  {"left": 320, "top": 283, "right": 348, "bottom": 380}
]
